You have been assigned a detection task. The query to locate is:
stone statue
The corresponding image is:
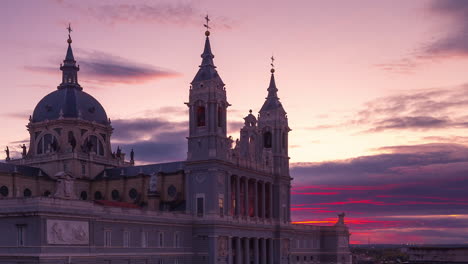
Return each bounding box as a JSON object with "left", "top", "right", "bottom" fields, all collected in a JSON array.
[
  {"left": 5, "top": 146, "right": 10, "bottom": 161},
  {"left": 149, "top": 172, "right": 158, "bottom": 193},
  {"left": 116, "top": 146, "right": 121, "bottom": 158},
  {"left": 130, "top": 148, "right": 134, "bottom": 161},
  {"left": 336, "top": 212, "right": 345, "bottom": 226},
  {"left": 21, "top": 144, "right": 27, "bottom": 157},
  {"left": 53, "top": 172, "right": 77, "bottom": 199}
]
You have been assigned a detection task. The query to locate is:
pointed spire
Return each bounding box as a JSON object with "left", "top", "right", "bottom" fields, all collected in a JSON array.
[
  {"left": 59, "top": 23, "right": 81, "bottom": 90},
  {"left": 191, "top": 15, "right": 223, "bottom": 84},
  {"left": 260, "top": 56, "right": 285, "bottom": 113}
]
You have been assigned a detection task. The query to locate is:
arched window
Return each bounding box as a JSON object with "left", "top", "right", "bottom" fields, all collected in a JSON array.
[
  {"left": 94, "top": 191, "right": 103, "bottom": 200},
  {"left": 217, "top": 106, "right": 223, "bottom": 128},
  {"left": 23, "top": 188, "right": 32, "bottom": 197},
  {"left": 263, "top": 131, "right": 272, "bottom": 148},
  {"left": 83, "top": 135, "right": 104, "bottom": 156},
  {"left": 111, "top": 190, "right": 120, "bottom": 201},
  {"left": 80, "top": 191, "right": 88, "bottom": 200},
  {"left": 37, "top": 134, "right": 58, "bottom": 154},
  {"left": 0, "top": 186, "right": 8, "bottom": 197},
  {"left": 197, "top": 106, "right": 206, "bottom": 127}
]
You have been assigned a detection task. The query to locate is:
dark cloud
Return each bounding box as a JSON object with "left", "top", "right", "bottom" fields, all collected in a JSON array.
[
  {"left": 290, "top": 143, "right": 468, "bottom": 243},
  {"left": 24, "top": 50, "right": 180, "bottom": 85},
  {"left": 53, "top": 1, "right": 235, "bottom": 30},
  {"left": 310, "top": 84, "right": 468, "bottom": 133},
  {"left": 424, "top": 0, "right": 468, "bottom": 56}
]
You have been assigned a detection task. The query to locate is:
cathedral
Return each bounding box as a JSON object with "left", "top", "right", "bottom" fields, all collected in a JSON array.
[{"left": 0, "top": 23, "right": 351, "bottom": 264}]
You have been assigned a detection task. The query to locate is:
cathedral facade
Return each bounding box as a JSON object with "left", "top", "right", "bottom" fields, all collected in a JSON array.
[{"left": 0, "top": 26, "right": 351, "bottom": 264}]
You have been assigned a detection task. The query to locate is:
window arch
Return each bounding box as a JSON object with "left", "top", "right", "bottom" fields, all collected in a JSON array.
[
  {"left": 23, "top": 188, "right": 32, "bottom": 197},
  {"left": 111, "top": 190, "right": 120, "bottom": 201},
  {"left": 82, "top": 135, "right": 105, "bottom": 156},
  {"left": 80, "top": 191, "right": 88, "bottom": 200},
  {"left": 197, "top": 106, "right": 206, "bottom": 127},
  {"left": 0, "top": 186, "right": 8, "bottom": 197},
  {"left": 37, "top": 134, "right": 58, "bottom": 154},
  {"left": 263, "top": 131, "right": 272, "bottom": 148}
]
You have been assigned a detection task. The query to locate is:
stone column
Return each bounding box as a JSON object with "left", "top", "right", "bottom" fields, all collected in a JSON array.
[
  {"left": 261, "top": 238, "right": 267, "bottom": 264},
  {"left": 228, "top": 236, "right": 233, "bottom": 264},
  {"left": 227, "top": 175, "right": 231, "bottom": 216},
  {"left": 244, "top": 237, "right": 250, "bottom": 264},
  {"left": 208, "top": 235, "right": 218, "bottom": 264},
  {"left": 235, "top": 177, "right": 240, "bottom": 216},
  {"left": 254, "top": 180, "right": 258, "bottom": 218},
  {"left": 269, "top": 183, "right": 273, "bottom": 219},
  {"left": 261, "top": 182, "right": 266, "bottom": 219},
  {"left": 269, "top": 238, "right": 274, "bottom": 264},
  {"left": 245, "top": 179, "right": 249, "bottom": 217},
  {"left": 253, "top": 237, "right": 259, "bottom": 264},
  {"left": 236, "top": 237, "right": 242, "bottom": 264}
]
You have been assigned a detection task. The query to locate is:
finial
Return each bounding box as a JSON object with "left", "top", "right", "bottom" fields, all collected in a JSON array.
[
  {"left": 270, "top": 55, "right": 275, "bottom": 73},
  {"left": 66, "top": 23, "right": 73, "bottom": 44},
  {"left": 249, "top": 109, "right": 252, "bottom": 114},
  {"left": 204, "top": 15, "right": 211, "bottom": 36}
]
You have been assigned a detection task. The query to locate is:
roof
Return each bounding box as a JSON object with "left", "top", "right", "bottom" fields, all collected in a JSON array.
[
  {"left": 32, "top": 87, "right": 108, "bottom": 125},
  {"left": 191, "top": 36, "right": 224, "bottom": 84},
  {"left": 95, "top": 161, "right": 185, "bottom": 180},
  {"left": 0, "top": 162, "right": 48, "bottom": 177}
]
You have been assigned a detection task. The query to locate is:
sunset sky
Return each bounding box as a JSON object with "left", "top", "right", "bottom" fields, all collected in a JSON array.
[{"left": 1, "top": 0, "right": 468, "bottom": 244}]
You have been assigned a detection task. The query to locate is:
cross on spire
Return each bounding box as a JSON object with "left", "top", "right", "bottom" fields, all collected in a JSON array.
[
  {"left": 204, "top": 15, "right": 211, "bottom": 30},
  {"left": 66, "top": 23, "right": 73, "bottom": 43},
  {"left": 270, "top": 56, "right": 275, "bottom": 73}
]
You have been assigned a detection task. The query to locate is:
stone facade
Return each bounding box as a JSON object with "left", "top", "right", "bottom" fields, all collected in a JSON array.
[{"left": 0, "top": 28, "right": 352, "bottom": 264}]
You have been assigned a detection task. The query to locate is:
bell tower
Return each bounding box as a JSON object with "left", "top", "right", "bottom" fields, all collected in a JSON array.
[
  {"left": 257, "top": 60, "right": 292, "bottom": 222},
  {"left": 186, "top": 18, "right": 230, "bottom": 161}
]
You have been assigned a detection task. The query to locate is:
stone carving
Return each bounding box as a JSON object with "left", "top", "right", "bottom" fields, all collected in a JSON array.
[
  {"left": 47, "top": 219, "right": 89, "bottom": 245},
  {"left": 149, "top": 172, "right": 158, "bottom": 193},
  {"left": 195, "top": 173, "right": 206, "bottom": 183},
  {"left": 53, "top": 171, "right": 77, "bottom": 199},
  {"left": 335, "top": 212, "right": 345, "bottom": 226}
]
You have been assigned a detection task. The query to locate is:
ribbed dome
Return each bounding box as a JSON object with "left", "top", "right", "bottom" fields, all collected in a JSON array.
[{"left": 32, "top": 87, "right": 108, "bottom": 125}]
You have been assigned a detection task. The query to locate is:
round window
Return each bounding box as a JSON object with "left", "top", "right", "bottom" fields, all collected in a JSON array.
[
  {"left": 80, "top": 191, "right": 88, "bottom": 200},
  {"left": 0, "top": 186, "right": 9, "bottom": 197},
  {"left": 94, "top": 191, "right": 103, "bottom": 200},
  {"left": 167, "top": 185, "right": 177, "bottom": 198},
  {"left": 23, "top": 188, "right": 32, "bottom": 197},
  {"left": 111, "top": 190, "right": 120, "bottom": 200},
  {"left": 129, "top": 188, "right": 138, "bottom": 199}
]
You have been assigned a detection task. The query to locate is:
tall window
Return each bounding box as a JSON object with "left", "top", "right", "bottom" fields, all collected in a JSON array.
[
  {"left": 141, "top": 231, "right": 148, "bottom": 248},
  {"left": 37, "top": 134, "right": 58, "bottom": 154},
  {"left": 263, "top": 131, "right": 272, "bottom": 148},
  {"left": 17, "top": 225, "right": 26, "bottom": 246},
  {"left": 282, "top": 132, "right": 287, "bottom": 149},
  {"left": 196, "top": 195, "right": 204, "bottom": 217},
  {"left": 83, "top": 135, "right": 104, "bottom": 156},
  {"left": 196, "top": 106, "right": 206, "bottom": 127},
  {"left": 218, "top": 196, "right": 224, "bottom": 217},
  {"left": 217, "top": 106, "right": 223, "bottom": 127},
  {"left": 158, "top": 232, "right": 164, "bottom": 248},
  {"left": 123, "top": 231, "right": 130, "bottom": 248},
  {"left": 104, "top": 230, "right": 112, "bottom": 247}
]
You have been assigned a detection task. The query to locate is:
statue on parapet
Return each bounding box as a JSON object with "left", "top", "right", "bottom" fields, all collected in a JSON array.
[
  {"left": 21, "top": 144, "right": 27, "bottom": 157},
  {"left": 335, "top": 212, "right": 345, "bottom": 226},
  {"left": 5, "top": 146, "right": 10, "bottom": 161}
]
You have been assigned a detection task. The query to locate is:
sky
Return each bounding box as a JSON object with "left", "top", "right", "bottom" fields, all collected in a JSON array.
[{"left": 1, "top": 0, "right": 468, "bottom": 244}]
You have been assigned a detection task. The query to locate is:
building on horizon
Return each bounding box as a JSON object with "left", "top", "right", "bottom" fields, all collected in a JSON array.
[{"left": 0, "top": 24, "right": 351, "bottom": 264}]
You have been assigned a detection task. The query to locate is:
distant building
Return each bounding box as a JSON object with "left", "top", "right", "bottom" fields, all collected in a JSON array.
[
  {"left": 0, "top": 25, "right": 352, "bottom": 264},
  {"left": 407, "top": 246, "right": 468, "bottom": 264}
]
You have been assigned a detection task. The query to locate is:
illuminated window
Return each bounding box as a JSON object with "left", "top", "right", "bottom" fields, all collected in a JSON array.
[{"left": 197, "top": 106, "right": 206, "bottom": 127}]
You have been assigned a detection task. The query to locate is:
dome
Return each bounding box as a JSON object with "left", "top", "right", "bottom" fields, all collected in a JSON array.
[{"left": 32, "top": 87, "right": 108, "bottom": 125}]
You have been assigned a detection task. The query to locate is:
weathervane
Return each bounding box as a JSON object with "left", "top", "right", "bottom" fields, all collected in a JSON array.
[
  {"left": 66, "top": 23, "right": 73, "bottom": 43},
  {"left": 204, "top": 15, "right": 211, "bottom": 36},
  {"left": 270, "top": 55, "right": 275, "bottom": 73}
]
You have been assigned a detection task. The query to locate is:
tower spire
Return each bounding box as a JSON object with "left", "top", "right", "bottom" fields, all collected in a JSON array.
[
  {"left": 267, "top": 56, "right": 278, "bottom": 98},
  {"left": 59, "top": 23, "right": 81, "bottom": 90}
]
